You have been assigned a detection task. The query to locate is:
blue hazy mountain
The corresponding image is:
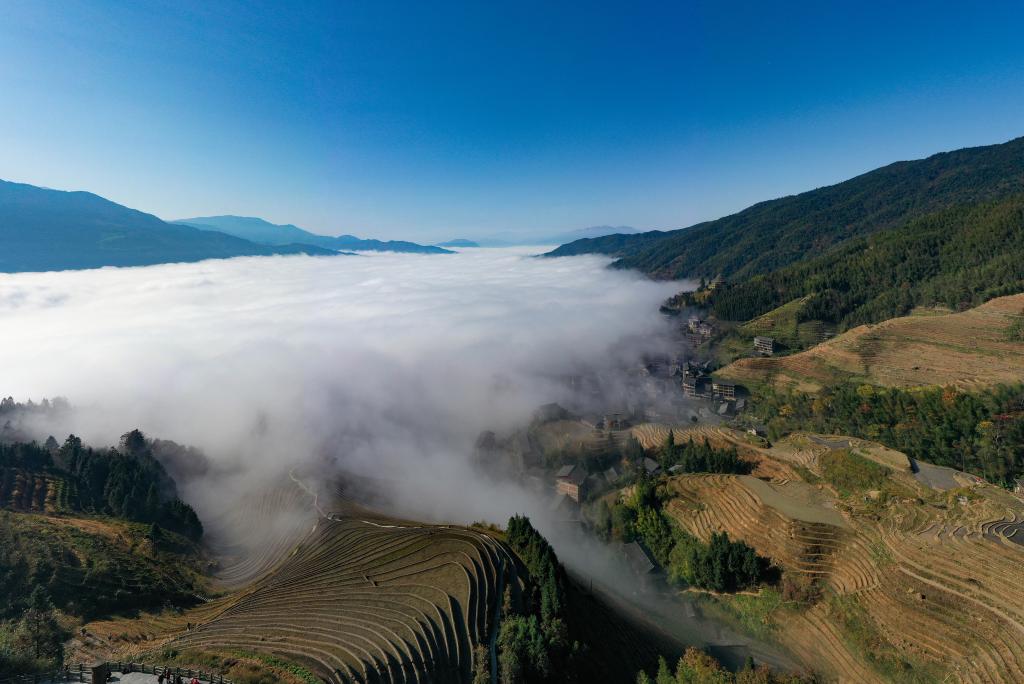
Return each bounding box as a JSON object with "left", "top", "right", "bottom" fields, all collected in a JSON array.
[
  {"left": 0, "top": 180, "right": 336, "bottom": 273},
  {"left": 468, "top": 225, "right": 639, "bottom": 247},
  {"left": 174, "top": 215, "right": 453, "bottom": 254},
  {"left": 436, "top": 238, "right": 480, "bottom": 247}
]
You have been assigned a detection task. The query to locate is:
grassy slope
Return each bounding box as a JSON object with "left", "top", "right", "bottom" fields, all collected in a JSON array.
[{"left": 0, "top": 510, "right": 206, "bottom": 620}]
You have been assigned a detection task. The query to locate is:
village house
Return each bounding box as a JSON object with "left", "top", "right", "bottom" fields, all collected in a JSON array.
[
  {"left": 555, "top": 464, "right": 587, "bottom": 502},
  {"left": 621, "top": 541, "right": 658, "bottom": 587},
  {"left": 642, "top": 457, "right": 661, "bottom": 476},
  {"left": 754, "top": 336, "right": 775, "bottom": 355},
  {"left": 747, "top": 424, "right": 768, "bottom": 438},
  {"left": 712, "top": 380, "right": 736, "bottom": 401},
  {"left": 685, "top": 317, "right": 715, "bottom": 345},
  {"left": 548, "top": 491, "right": 581, "bottom": 523}
]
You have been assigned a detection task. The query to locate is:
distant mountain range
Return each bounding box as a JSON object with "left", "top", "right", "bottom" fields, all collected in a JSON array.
[
  {"left": 0, "top": 180, "right": 337, "bottom": 273},
  {"left": 460, "top": 225, "right": 641, "bottom": 247},
  {"left": 173, "top": 216, "right": 452, "bottom": 254},
  {"left": 435, "top": 238, "right": 480, "bottom": 248}
]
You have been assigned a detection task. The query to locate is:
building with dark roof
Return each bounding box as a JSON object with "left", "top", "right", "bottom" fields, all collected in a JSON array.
[
  {"left": 555, "top": 464, "right": 587, "bottom": 502},
  {"left": 621, "top": 541, "right": 657, "bottom": 576},
  {"left": 642, "top": 457, "right": 661, "bottom": 476}
]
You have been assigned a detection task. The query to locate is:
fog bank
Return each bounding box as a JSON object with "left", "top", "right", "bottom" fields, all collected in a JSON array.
[{"left": 0, "top": 248, "right": 682, "bottom": 522}]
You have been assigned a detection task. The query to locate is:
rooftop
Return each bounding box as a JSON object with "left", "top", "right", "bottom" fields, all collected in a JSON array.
[{"left": 622, "top": 541, "right": 656, "bottom": 574}]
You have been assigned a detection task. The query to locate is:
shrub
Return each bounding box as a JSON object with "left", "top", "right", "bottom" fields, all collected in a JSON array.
[{"left": 819, "top": 450, "right": 889, "bottom": 496}]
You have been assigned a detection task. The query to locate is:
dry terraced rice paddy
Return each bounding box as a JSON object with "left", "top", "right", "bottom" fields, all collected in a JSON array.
[
  {"left": 664, "top": 438, "right": 1024, "bottom": 683},
  {"left": 174, "top": 514, "right": 513, "bottom": 683},
  {"left": 718, "top": 293, "right": 1024, "bottom": 391}
]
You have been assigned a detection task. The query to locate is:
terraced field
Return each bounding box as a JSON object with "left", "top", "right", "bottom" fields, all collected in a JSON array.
[
  {"left": 630, "top": 423, "right": 745, "bottom": 451},
  {"left": 718, "top": 293, "right": 1024, "bottom": 391},
  {"left": 203, "top": 480, "right": 321, "bottom": 590},
  {"left": 662, "top": 437, "right": 1024, "bottom": 683},
  {"left": 175, "top": 512, "right": 512, "bottom": 683}
]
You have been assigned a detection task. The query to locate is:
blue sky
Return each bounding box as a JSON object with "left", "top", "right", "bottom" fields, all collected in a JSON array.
[{"left": 1, "top": 1, "right": 1023, "bottom": 242}]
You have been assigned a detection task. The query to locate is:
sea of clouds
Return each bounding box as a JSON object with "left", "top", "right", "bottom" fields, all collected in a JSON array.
[
  {"left": 0, "top": 248, "right": 797, "bottom": 664},
  {"left": 0, "top": 247, "right": 683, "bottom": 523}
]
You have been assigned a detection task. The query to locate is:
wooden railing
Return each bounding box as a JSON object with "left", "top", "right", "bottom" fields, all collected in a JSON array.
[{"left": 0, "top": 662, "right": 234, "bottom": 684}]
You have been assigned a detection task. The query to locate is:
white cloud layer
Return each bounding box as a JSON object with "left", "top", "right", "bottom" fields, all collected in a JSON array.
[{"left": 0, "top": 248, "right": 681, "bottom": 520}]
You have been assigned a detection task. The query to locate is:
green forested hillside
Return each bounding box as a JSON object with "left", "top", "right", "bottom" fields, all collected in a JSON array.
[
  {"left": 546, "top": 136, "right": 1024, "bottom": 280},
  {"left": 0, "top": 431, "right": 203, "bottom": 540},
  {"left": 705, "top": 194, "right": 1024, "bottom": 327}
]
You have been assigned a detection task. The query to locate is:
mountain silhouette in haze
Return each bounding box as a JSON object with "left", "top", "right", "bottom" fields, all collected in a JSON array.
[
  {"left": 0, "top": 180, "right": 337, "bottom": 273},
  {"left": 174, "top": 215, "right": 453, "bottom": 254}
]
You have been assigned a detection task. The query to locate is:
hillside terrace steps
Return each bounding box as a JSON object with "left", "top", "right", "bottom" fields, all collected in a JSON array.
[
  {"left": 786, "top": 604, "right": 883, "bottom": 684},
  {"left": 875, "top": 528, "right": 1024, "bottom": 681},
  {"left": 174, "top": 503, "right": 509, "bottom": 684},
  {"left": 893, "top": 586, "right": 1019, "bottom": 683},
  {"left": 666, "top": 475, "right": 847, "bottom": 582},
  {"left": 881, "top": 528, "right": 1024, "bottom": 630}
]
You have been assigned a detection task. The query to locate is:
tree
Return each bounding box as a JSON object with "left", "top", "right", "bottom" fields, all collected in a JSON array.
[
  {"left": 472, "top": 644, "right": 490, "bottom": 684},
  {"left": 118, "top": 429, "right": 147, "bottom": 456},
  {"left": 15, "top": 587, "right": 65, "bottom": 665},
  {"left": 655, "top": 656, "right": 673, "bottom": 684}
]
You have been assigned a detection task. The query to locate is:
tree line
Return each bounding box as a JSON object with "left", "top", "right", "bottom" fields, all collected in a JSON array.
[
  {"left": 496, "top": 515, "right": 578, "bottom": 683},
  {"left": 660, "top": 433, "right": 752, "bottom": 475},
  {"left": 0, "top": 429, "right": 203, "bottom": 540},
  {"left": 756, "top": 382, "right": 1024, "bottom": 485},
  {"left": 637, "top": 649, "right": 811, "bottom": 684},
  {"left": 598, "top": 476, "right": 773, "bottom": 594}
]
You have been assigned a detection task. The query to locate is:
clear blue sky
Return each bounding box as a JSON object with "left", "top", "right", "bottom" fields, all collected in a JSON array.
[{"left": 1, "top": 1, "right": 1023, "bottom": 242}]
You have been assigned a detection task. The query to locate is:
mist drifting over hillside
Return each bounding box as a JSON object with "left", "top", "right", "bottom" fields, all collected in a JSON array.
[{"left": 0, "top": 248, "right": 683, "bottom": 526}]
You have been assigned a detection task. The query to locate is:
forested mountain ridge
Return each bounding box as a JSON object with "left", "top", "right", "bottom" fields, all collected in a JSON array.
[
  {"left": 0, "top": 180, "right": 336, "bottom": 273},
  {"left": 174, "top": 215, "right": 453, "bottom": 254},
  {"left": 546, "top": 136, "right": 1024, "bottom": 280},
  {"left": 706, "top": 193, "right": 1024, "bottom": 326}
]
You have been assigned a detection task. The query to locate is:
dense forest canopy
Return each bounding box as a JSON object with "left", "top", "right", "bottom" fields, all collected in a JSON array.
[
  {"left": 703, "top": 194, "right": 1024, "bottom": 328},
  {"left": 756, "top": 383, "right": 1024, "bottom": 485},
  {"left": 0, "top": 427, "right": 203, "bottom": 540}
]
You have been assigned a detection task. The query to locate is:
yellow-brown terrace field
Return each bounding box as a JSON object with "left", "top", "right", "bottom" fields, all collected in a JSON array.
[
  {"left": 72, "top": 475, "right": 669, "bottom": 684},
  {"left": 657, "top": 425, "right": 1024, "bottom": 683},
  {"left": 78, "top": 479, "right": 512, "bottom": 684},
  {"left": 717, "top": 293, "right": 1024, "bottom": 392}
]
